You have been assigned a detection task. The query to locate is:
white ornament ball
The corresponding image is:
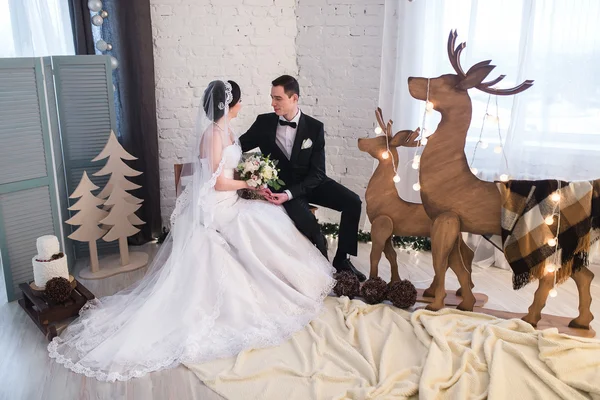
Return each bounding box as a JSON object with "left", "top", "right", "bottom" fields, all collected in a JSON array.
[
  {"left": 381, "top": 151, "right": 389, "bottom": 160},
  {"left": 88, "top": 0, "right": 102, "bottom": 12},
  {"left": 100, "top": 10, "right": 109, "bottom": 18},
  {"left": 545, "top": 216, "right": 554, "bottom": 225},
  {"left": 374, "top": 126, "right": 383, "bottom": 135},
  {"left": 96, "top": 39, "right": 108, "bottom": 51},
  {"left": 92, "top": 15, "right": 104, "bottom": 26},
  {"left": 393, "top": 175, "right": 401, "bottom": 183},
  {"left": 549, "top": 288, "right": 558, "bottom": 298},
  {"left": 413, "top": 183, "right": 421, "bottom": 191},
  {"left": 411, "top": 162, "right": 419, "bottom": 170},
  {"left": 110, "top": 56, "right": 119, "bottom": 70}
]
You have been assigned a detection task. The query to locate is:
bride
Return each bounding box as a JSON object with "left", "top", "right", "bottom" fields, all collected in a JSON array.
[{"left": 48, "top": 79, "right": 336, "bottom": 382}]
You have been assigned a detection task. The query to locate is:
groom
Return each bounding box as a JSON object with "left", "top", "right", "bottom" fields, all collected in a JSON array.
[{"left": 240, "top": 75, "right": 366, "bottom": 281}]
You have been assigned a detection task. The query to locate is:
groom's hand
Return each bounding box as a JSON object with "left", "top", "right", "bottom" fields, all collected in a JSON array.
[
  {"left": 257, "top": 187, "right": 274, "bottom": 199},
  {"left": 268, "top": 192, "right": 289, "bottom": 205}
]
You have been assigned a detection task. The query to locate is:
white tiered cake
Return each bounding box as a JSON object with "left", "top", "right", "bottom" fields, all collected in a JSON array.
[{"left": 32, "top": 235, "right": 69, "bottom": 289}]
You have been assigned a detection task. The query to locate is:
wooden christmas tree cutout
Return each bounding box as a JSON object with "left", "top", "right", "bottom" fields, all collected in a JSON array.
[
  {"left": 66, "top": 171, "right": 107, "bottom": 274},
  {"left": 78, "top": 130, "right": 148, "bottom": 280}
]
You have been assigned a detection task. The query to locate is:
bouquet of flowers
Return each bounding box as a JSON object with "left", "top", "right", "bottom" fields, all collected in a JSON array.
[{"left": 237, "top": 153, "right": 285, "bottom": 190}]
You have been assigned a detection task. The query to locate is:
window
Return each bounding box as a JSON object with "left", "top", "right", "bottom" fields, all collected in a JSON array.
[
  {"left": 1, "top": 0, "right": 75, "bottom": 58},
  {"left": 382, "top": 0, "right": 600, "bottom": 181}
]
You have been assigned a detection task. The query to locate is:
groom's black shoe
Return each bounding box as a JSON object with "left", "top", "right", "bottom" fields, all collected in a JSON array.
[{"left": 333, "top": 258, "right": 366, "bottom": 282}]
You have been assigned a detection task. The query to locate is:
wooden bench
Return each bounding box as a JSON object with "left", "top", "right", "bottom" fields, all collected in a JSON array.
[{"left": 174, "top": 163, "right": 318, "bottom": 215}]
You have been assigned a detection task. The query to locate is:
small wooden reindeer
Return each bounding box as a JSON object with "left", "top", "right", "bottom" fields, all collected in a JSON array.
[
  {"left": 358, "top": 108, "right": 476, "bottom": 311},
  {"left": 408, "top": 30, "right": 595, "bottom": 329}
]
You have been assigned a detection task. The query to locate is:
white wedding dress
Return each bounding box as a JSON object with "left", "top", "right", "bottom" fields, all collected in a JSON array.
[{"left": 48, "top": 142, "right": 336, "bottom": 382}]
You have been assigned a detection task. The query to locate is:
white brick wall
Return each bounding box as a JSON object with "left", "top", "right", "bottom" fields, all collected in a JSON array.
[
  {"left": 296, "top": 0, "right": 384, "bottom": 223},
  {"left": 150, "top": 0, "right": 384, "bottom": 226}
]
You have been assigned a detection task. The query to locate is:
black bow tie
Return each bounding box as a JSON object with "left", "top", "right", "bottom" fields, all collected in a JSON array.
[{"left": 279, "top": 119, "right": 297, "bottom": 129}]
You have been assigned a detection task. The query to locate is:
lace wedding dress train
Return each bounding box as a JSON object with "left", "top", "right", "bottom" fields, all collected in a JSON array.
[{"left": 48, "top": 143, "right": 336, "bottom": 382}]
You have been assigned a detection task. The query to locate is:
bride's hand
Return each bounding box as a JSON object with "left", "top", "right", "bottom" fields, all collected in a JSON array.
[{"left": 257, "top": 187, "right": 274, "bottom": 198}]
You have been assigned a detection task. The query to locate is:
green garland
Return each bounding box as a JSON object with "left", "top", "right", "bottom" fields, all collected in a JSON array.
[{"left": 320, "top": 223, "right": 431, "bottom": 252}]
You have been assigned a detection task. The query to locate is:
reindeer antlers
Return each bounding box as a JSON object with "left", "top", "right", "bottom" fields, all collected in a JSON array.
[
  {"left": 447, "top": 30, "right": 534, "bottom": 95},
  {"left": 375, "top": 107, "right": 392, "bottom": 137}
]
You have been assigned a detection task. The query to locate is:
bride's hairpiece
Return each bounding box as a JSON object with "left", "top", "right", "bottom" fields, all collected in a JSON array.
[{"left": 224, "top": 81, "right": 233, "bottom": 105}]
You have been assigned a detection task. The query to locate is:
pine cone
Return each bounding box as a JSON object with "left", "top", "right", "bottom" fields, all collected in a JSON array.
[
  {"left": 387, "top": 280, "right": 417, "bottom": 309},
  {"left": 360, "top": 277, "right": 388, "bottom": 304},
  {"left": 333, "top": 271, "right": 360, "bottom": 298},
  {"left": 45, "top": 277, "right": 72, "bottom": 303}
]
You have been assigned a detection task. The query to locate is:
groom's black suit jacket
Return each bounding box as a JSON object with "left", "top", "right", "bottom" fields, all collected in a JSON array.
[{"left": 239, "top": 112, "right": 331, "bottom": 198}]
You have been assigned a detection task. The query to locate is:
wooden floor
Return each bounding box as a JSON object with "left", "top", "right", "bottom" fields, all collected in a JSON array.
[{"left": 1, "top": 241, "right": 599, "bottom": 400}]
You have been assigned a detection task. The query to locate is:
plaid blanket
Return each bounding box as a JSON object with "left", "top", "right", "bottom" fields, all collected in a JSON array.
[{"left": 497, "top": 179, "right": 600, "bottom": 290}]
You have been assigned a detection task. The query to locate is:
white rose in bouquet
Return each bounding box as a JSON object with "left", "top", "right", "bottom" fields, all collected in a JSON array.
[{"left": 237, "top": 153, "right": 285, "bottom": 191}]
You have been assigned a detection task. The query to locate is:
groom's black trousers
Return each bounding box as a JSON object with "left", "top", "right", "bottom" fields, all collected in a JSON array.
[{"left": 283, "top": 179, "right": 361, "bottom": 260}]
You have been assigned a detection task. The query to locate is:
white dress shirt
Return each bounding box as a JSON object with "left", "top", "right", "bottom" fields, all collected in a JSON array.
[{"left": 276, "top": 110, "right": 301, "bottom": 200}]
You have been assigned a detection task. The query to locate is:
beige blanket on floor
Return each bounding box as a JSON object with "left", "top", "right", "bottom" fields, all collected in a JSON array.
[{"left": 185, "top": 297, "right": 600, "bottom": 400}]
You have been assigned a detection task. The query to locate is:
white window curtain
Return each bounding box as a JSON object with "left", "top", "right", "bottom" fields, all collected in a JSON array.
[
  {"left": 379, "top": 0, "right": 600, "bottom": 268},
  {"left": 0, "top": 0, "right": 75, "bottom": 58}
]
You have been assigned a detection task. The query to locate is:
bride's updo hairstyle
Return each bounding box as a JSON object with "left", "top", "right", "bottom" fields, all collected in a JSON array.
[{"left": 202, "top": 80, "right": 241, "bottom": 122}]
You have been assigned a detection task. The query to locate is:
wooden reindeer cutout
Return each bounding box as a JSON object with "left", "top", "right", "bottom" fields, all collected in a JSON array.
[
  {"left": 358, "top": 108, "right": 477, "bottom": 311},
  {"left": 408, "top": 30, "right": 594, "bottom": 329}
]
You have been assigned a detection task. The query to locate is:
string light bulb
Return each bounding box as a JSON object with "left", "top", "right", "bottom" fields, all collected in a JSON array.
[
  {"left": 471, "top": 167, "right": 478, "bottom": 175},
  {"left": 545, "top": 263, "right": 557, "bottom": 273},
  {"left": 480, "top": 141, "right": 489, "bottom": 149},
  {"left": 381, "top": 151, "right": 389, "bottom": 160},
  {"left": 421, "top": 137, "right": 428, "bottom": 145},
  {"left": 545, "top": 216, "right": 554, "bottom": 225},
  {"left": 500, "top": 174, "right": 509, "bottom": 182},
  {"left": 412, "top": 162, "right": 419, "bottom": 170},
  {"left": 548, "top": 238, "right": 557, "bottom": 247},
  {"left": 393, "top": 175, "right": 401, "bottom": 183},
  {"left": 549, "top": 288, "right": 558, "bottom": 298},
  {"left": 413, "top": 182, "right": 421, "bottom": 191},
  {"left": 494, "top": 146, "right": 502, "bottom": 154},
  {"left": 551, "top": 192, "right": 561, "bottom": 202},
  {"left": 375, "top": 126, "right": 383, "bottom": 135},
  {"left": 426, "top": 101, "right": 434, "bottom": 112}
]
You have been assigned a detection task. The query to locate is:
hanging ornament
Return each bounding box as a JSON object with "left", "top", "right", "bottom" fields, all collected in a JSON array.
[
  {"left": 100, "top": 10, "right": 109, "bottom": 19},
  {"left": 88, "top": 0, "right": 103, "bottom": 12},
  {"left": 92, "top": 15, "right": 104, "bottom": 26},
  {"left": 110, "top": 56, "right": 119, "bottom": 70},
  {"left": 96, "top": 40, "right": 108, "bottom": 52}
]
